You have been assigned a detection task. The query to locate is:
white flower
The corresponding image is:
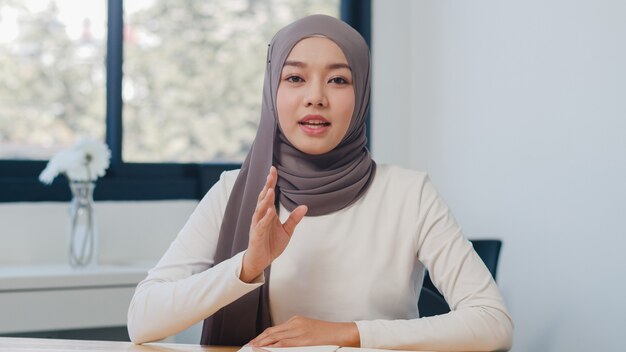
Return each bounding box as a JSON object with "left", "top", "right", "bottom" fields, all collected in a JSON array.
[
  {"left": 39, "top": 149, "right": 83, "bottom": 184},
  {"left": 39, "top": 138, "right": 111, "bottom": 184},
  {"left": 70, "top": 138, "right": 112, "bottom": 181}
]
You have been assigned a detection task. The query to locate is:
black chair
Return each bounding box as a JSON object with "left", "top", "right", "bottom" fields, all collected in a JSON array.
[{"left": 418, "top": 239, "right": 502, "bottom": 317}]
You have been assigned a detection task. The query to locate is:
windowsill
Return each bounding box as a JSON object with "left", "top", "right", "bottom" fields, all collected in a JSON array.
[
  {"left": 0, "top": 263, "right": 154, "bottom": 292},
  {"left": 0, "top": 263, "right": 151, "bottom": 335}
]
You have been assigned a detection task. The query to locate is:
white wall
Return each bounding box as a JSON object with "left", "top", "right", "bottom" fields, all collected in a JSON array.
[{"left": 373, "top": 1, "right": 626, "bottom": 351}]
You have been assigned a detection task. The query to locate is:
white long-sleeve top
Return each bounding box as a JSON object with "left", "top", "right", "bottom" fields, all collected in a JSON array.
[{"left": 127, "top": 164, "right": 513, "bottom": 351}]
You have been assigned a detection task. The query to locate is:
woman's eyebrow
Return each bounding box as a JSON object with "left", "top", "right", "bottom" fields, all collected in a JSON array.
[
  {"left": 284, "top": 60, "right": 306, "bottom": 68},
  {"left": 283, "top": 60, "right": 352, "bottom": 71},
  {"left": 327, "top": 63, "right": 352, "bottom": 71}
]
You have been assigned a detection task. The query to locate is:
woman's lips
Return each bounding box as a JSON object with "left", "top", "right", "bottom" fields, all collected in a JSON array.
[{"left": 298, "top": 115, "right": 331, "bottom": 136}]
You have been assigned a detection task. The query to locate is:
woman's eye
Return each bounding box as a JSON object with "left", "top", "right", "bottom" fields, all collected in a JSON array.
[
  {"left": 286, "top": 75, "right": 304, "bottom": 83},
  {"left": 329, "top": 77, "right": 349, "bottom": 84}
]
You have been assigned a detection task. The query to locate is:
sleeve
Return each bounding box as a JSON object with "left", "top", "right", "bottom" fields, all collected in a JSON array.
[
  {"left": 127, "top": 170, "right": 265, "bottom": 344},
  {"left": 355, "top": 176, "right": 514, "bottom": 351}
]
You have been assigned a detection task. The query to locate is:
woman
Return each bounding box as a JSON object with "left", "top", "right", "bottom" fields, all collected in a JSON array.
[{"left": 127, "top": 15, "right": 513, "bottom": 351}]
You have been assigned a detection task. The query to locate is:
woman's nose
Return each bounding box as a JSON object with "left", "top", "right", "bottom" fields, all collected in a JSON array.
[{"left": 304, "top": 82, "right": 327, "bottom": 107}]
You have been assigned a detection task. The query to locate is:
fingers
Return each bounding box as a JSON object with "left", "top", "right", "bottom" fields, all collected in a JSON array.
[
  {"left": 282, "top": 205, "right": 308, "bottom": 236},
  {"left": 252, "top": 166, "right": 278, "bottom": 224},
  {"left": 249, "top": 324, "right": 298, "bottom": 347},
  {"left": 252, "top": 166, "right": 308, "bottom": 240},
  {"left": 268, "top": 339, "right": 300, "bottom": 347},
  {"left": 257, "top": 166, "right": 276, "bottom": 202},
  {"left": 257, "top": 207, "right": 275, "bottom": 234},
  {"left": 252, "top": 331, "right": 293, "bottom": 347},
  {"left": 248, "top": 325, "right": 277, "bottom": 346},
  {"left": 265, "top": 166, "right": 278, "bottom": 193},
  {"left": 252, "top": 167, "right": 277, "bottom": 226},
  {"left": 250, "top": 348, "right": 272, "bottom": 352},
  {"left": 252, "top": 189, "right": 273, "bottom": 226},
  {"left": 250, "top": 316, "right": 321, "bottom": 347}
]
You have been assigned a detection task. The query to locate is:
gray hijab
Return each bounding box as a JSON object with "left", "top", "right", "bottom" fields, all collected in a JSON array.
[{"left": 201, "top": 14, "right": 376, "bottom": 346}]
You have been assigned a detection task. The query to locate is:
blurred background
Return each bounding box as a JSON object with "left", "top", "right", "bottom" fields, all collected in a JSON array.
[
  {"left": 0, "top": 0, "right": 337, "bottom": 162},
  {"left": 1, "top": 1, "right": 625, "bottom": 352}
]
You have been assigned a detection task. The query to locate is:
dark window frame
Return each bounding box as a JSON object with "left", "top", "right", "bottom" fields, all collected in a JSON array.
[{"left": 0, "top": 0, "right": 371, "bottom": 203}]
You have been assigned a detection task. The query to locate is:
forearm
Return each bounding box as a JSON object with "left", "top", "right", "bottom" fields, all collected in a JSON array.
[
  {"left": 356, "top": 306, "right": 513, "bottom": 351},
  {"left": 127, "top": 251, "right": 263, "bottom": 344}
]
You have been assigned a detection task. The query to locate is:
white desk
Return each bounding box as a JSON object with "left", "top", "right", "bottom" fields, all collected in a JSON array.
[
  {"left": 0, "top": 264, "right": 151, "bottom": 335},
  {"left": 0, "top": 337, "right": 238, "bottom": 351}
]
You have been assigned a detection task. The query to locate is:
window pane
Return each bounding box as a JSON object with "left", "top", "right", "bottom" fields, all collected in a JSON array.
[
  {"left": 123, "top": 0, "right": 339, "bottom": 163},
  {"left": 0, "top": 0, "right": 106, "bottom": 160}
]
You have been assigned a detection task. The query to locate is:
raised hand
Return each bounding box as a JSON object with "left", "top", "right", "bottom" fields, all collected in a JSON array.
[
  {"left": 247, "top": 316, "right": 360, "bottom": 348},
  {"left": 240, "top": 166, "right": 308, "bottom": 283}
]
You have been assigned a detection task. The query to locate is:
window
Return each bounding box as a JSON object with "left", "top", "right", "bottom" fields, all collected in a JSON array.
[
  {"left": 0, "top": 1, "right": 107, "bottom": 160},
  {"left": 0, "top": 0, "right": 370, "bottom": 202},
  {"left": 123, "top": 1, "right": 340, "bottom": 163}
]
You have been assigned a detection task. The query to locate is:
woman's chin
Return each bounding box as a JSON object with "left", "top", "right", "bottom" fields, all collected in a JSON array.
[
  {"left": 284, "top": 131, "right": 341, "bottom": 155},
  {"left": 296, "top": 143, "right": 334, "bottom": 155}
]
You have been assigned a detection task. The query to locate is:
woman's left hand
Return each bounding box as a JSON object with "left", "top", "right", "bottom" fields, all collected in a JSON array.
[{"left": 247, "top": 316, "right": 360, "bottom": 348}]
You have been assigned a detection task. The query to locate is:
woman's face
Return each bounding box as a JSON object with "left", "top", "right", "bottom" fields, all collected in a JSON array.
[{"left": 276, "top": 37, "right": 355, "bottom": 155}]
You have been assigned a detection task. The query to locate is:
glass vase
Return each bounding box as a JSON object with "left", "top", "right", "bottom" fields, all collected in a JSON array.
[{"left": 68, "top": 181, "right": 98, "bottom": 268}]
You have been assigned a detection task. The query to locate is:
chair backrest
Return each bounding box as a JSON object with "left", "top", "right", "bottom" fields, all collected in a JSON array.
[
  {"left": 469, "top": 239, "right": 502, "bottom": 280},
  {"left": 418, "top": 239, "right": 502, "bottom": 317},
  {"left": 417, "top": 286, "right": 450, "bottom": 318}
]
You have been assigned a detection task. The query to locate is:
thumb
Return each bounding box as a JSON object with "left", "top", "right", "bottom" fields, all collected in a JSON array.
[{"left": 282, "top": 205, "right": 308, "bottom": 236}]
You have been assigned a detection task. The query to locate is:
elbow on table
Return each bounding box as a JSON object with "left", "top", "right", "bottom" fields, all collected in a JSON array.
[
  {"left": 127, "top": 314, "right": 160, "bottom": 345},
  {"left": 127, "top": 310, "right": 145, "bottom": 344},
  {"left": 458, "top": 305, "right": 514, "bottom": 351},
  {"left": 127, "top": 329, "right": 146, "bottom": 345},
  {"left": 127, "top": 296, "right": 154, "bottom": 345},
  {"left": 485, "top": 309, "right": 514, "bottom": 352}
]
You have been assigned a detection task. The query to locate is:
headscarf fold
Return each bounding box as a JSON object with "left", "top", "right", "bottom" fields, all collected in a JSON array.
[{"left": 201, "top": 14, "right": 376, "bottom": 346}]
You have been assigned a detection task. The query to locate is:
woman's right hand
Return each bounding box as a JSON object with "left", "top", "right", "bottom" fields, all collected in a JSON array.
[{"left": 240, "top": 166, "right": 308, "bottom": 283}]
